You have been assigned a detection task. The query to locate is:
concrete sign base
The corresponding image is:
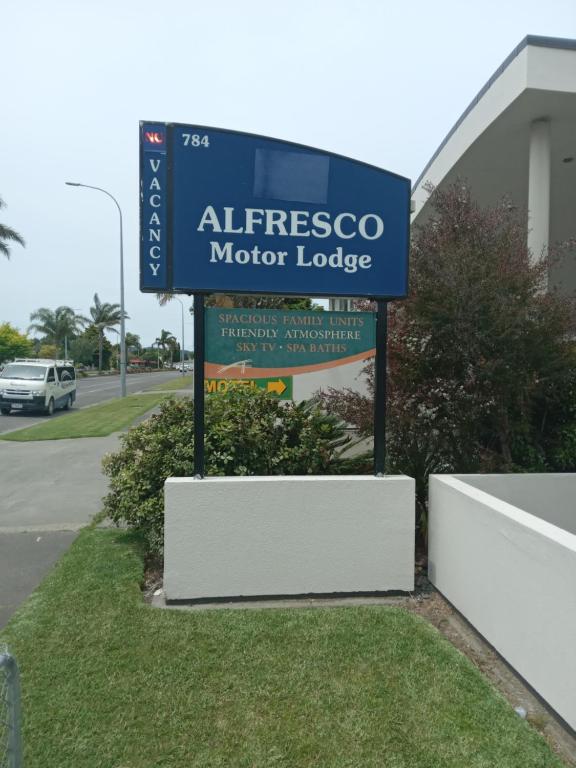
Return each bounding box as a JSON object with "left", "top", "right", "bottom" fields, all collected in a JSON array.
[{"left": 164, "top": 475, "right": 415, "bottom": 602}]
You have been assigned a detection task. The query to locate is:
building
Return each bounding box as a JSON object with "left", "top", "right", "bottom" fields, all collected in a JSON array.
[{"left": 411, "top": 36, "right": 576, "bottom": 296}]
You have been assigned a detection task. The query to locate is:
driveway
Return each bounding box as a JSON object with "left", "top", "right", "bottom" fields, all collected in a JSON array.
[{"left": 0, "top": 434, "right": 119, "bottom": 628}]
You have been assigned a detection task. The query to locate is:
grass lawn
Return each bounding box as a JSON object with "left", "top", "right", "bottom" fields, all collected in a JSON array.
[
  {"left": 0, "top": 394, "right": 168, "bottom": 441},
  {"left": 151, "top": 374, "right": 193, "bottom": 391},
  {"left": 0, "top": 529, "right": 564, "bottom": 768}
]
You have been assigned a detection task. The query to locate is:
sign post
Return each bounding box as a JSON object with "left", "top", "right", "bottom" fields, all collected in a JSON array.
[
  {"left": 193, "top": 294, "right": 205, "bottom": 478},
  {"left": 373, "top": 300, "right": 388, "bottom": 475},
  {"left": 140, "top": 123, "right": 410, "bottom": 477}
]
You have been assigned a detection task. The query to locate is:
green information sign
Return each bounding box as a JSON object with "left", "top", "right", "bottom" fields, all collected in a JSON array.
[{"left": 205, "top": 308, "right": 375, "bottom": 384}]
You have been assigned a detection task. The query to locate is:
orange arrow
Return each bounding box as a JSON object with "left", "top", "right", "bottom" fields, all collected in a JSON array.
[{"left": 267, "top": 379, "right": 286, "bottom": 395}]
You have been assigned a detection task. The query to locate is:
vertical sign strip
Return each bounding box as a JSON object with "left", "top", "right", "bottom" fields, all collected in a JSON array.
[
  {"left": 166, "top": 124, "right": 175, "bottom": 291},
  {"left": 140, "top": 122, "right": 168, "bottom": 290}
]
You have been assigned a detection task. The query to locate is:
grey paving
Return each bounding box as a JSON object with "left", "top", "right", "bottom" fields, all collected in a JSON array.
[
  {"left": 0, "top": 434, "right": 120, "bottom": 629},
  {"left": 0, "top": 435, "right": 118, "bottom": 529},
  {"left": 0, "top": 531, "right": 77, "bottom": 629}
]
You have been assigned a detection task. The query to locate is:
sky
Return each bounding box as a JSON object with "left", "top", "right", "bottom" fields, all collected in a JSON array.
[{"left": 2, "top": 0, "right": 575, "bottom": 349}]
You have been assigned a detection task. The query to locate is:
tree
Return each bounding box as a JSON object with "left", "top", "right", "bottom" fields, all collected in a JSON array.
[
  {"left": 0, "top": 323, "right": 33, "bottom": 363},
  {"left": 69, "top": 331, "right": 99, "bottom": 368},
  {"left": 141, "top": 348, "right": 161, "bottom": 366},
  {"left": 157, "top": 292, "right": 321, "bottom": 311},
  {"left": 82, "top": 325, "right": 113, "bottom": 369},
  {"left": 166, "top": 336, "right": 179, "bottom": 365},
  {"left": 205, "top": 294, "right": 320, "bottom": 310},
  {"left": 38, "top": 344, "right": 58, "bottom": 359},
  {"left": 155, "top": 329, "right": 176, "bottom": 365},
  {"left": 28, "top": 306, "right": 85, "bottom": 356},
  {"left": 0, "top": 196, "right": 25, "bottom": 259},
  {"left": 320, "top": 182, "right": 576, "bottom": 533},
  {"left": 125, "top": 332, "right": 142, "bottom": 356},
  {"left": 87, "top": 293, "right": 126, "bottom": 372}
]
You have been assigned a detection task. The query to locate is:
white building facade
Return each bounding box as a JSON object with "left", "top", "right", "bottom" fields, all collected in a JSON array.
[{"left": 411, "top": 36, "right": 576, "bottom": 295}]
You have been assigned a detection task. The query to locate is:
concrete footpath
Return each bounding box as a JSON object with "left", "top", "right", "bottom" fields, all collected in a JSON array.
[{"left": 0, "top": 434, "right": 119, "bottom": 629}]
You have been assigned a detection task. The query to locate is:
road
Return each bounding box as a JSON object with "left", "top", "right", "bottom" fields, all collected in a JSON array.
[{"left": 0, "top": 370, "right": 184, "bottom": 434}]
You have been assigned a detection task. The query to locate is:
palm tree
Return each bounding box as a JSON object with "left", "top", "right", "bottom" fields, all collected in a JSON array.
[
  {"left": 166, "top": 336, "right": 179, "bottom": 366},
  {"left": 28, "top": 306, "right": 85, "bottom": 357},
  {"left": 125, "top": 332, "right": 142, "bottom": 356},
  {"left": 0, "top": 196, "right": 25, "bottom": 259},
  {"left": 88, "top": 293, "right": 126, "bottom": 372},
  {"left": 154, "top": 329, "right": 176, "bottom": 366}
]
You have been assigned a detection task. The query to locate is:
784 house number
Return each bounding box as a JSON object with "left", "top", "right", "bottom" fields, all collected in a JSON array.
[{"left": 182, "top": 134, "right": 210, "bottom": 147}]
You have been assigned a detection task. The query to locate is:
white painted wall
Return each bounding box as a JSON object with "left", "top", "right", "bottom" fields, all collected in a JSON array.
[
  {"left": 455, "top": 473, "right": 576, "bottom": 535},
  {"left": 164, "top": 475, "right": 414, "bottom": 601},
  {"left": 428, "top": 474, "right": 576, "bottom": 730}
]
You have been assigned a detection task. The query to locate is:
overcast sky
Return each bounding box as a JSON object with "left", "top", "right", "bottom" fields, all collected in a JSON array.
[{"left": 2, "top": 0, "right": 575, "bottom": 349}]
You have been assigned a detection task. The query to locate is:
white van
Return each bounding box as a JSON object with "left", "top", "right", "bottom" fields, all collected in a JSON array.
[{"left": 0, "top": 358, "right": 77, "bottom": 416}]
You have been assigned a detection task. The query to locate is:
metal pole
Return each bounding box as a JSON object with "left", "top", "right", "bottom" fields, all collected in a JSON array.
[
  {"left": 373, "top": 300, "right": 388, "bottom": 475},
  {"left": 182, "top": 307, "right": 185, "bottom": 373},
  {"left": 174, "top": 297, "right": 185, "bottom": 376},
  {"left": 118, "top": 204, "right": 127, "bottom": 397},
  {"left": 1, "top": 647, "right": 23, "bottom": 768},
  {"left": 193, "top": 294, "right": 205, "bottom": 478},
  {"left": 65, "top": 182, "right": 127, "bottom": 397}
]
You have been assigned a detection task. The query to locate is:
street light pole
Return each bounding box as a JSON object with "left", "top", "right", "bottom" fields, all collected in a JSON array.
[
  {"left": 172, "top": 297, "right": 186, "bottom": 376},
  {"left": 65, "top": 182, "right": 127, "bottom": 397}
]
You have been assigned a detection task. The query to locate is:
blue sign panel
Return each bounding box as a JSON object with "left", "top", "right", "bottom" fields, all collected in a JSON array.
[
  {"left": 140, "top": 123, "right": 168, "bottom": 290},
  {"left": 140, "top": 123, "right": 410, "bottom": 298}
]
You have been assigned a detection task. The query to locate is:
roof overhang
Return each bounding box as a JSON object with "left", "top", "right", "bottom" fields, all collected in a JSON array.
[{"left": 411, "top": 36, "right": 576, "bottom": 262}]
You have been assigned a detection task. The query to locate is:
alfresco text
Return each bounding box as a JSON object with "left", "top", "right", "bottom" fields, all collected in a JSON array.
[{"left": 197, "top": 206, "right": 384, "bottom": 241}]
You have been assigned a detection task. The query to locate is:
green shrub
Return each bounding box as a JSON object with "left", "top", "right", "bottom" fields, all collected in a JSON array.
[{"left": 102, "top": 388, "right": 364, "bottom": 556}]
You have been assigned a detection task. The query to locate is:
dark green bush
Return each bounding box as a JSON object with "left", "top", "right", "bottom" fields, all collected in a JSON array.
[{"left": 102, "top": 388, "right": 364, "bottom": 556}]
